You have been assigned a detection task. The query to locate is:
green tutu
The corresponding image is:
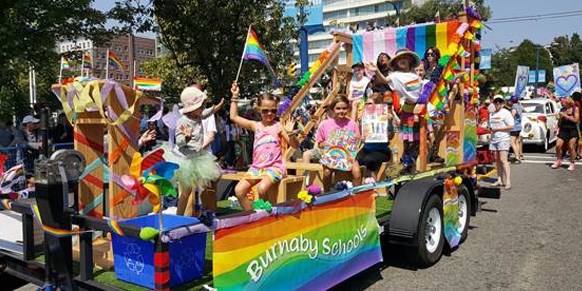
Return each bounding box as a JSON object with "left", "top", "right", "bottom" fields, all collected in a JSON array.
[{"left": 162, "top": 145, "right": 221, "bottom": 190}]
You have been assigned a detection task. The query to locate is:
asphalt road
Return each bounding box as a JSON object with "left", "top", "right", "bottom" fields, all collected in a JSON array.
[
  {"left": 6, "top": 147, "right": 582, "bottom": 290},
  {"left": 339, "top": 148, "right": 582, "bottom": 290}
]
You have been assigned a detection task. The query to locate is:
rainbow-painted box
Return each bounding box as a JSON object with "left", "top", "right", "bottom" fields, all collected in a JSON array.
[{"left": 111, "top": 214, "right": 206, "bottom": 289}]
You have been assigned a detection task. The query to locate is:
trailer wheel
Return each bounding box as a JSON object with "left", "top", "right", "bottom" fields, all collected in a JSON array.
[
  {"left": 458, "top": 184, "right": 471, "bottom": 243},
  {"left": 417, "top": 194, "right": 444, "bottom": 266}
]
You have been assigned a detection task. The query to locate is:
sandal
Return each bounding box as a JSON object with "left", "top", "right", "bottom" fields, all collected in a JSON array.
[{"left": 491, "top": 181, "right": 504, "bottom": 187}]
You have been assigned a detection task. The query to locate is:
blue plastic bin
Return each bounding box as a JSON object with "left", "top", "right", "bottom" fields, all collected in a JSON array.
[{"left": 111, "top": 214, "right": 206, "bottom": 289}]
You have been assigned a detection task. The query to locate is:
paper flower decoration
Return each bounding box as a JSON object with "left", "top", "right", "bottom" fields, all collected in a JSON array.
[
  {"left": 297, "top": 190, "right": 314, "bottom": 204},
  {"left": 252, "top": 199, "right": 272, "bottom": 212},
  {"left": 307, "top": 185, "right": 322, "bottom": 196},
  {"left": 454, "top": 176, "right": 463, "bottom": 185},
  {"left": 121, "top": 149, "right": 179, "bottom": 213}
]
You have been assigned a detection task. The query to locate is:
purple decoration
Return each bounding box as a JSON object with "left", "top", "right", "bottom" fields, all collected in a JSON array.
[
  {"left": 466, "top": 6, "right": 481, "bottom": 20},
  {"left": 278, "top": 97, "right": 293, "bottom": 115},
  {"left": 307, "top": 185, "right": 322, "bottom": 196},
  {"left": 418, "top": 81, "right": 435, "bottom": 104}
]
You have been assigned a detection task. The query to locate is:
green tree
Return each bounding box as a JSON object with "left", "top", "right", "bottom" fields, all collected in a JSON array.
[
  {"left": 548, "top": 33, "right": 582, "bottom": 66},
  {"left": 150, "top": 0, "right": 299, "bottom": 99},
  {"left": 387, "top": 0, "right": 491, "bottom": 26},
  {"left": 140, "top": 55, "right": 206, "bottom": 103}
]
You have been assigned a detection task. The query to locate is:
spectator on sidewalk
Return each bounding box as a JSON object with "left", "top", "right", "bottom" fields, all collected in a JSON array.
[
  {"left": 15, "top": 116, "right": 42, "bottom": 173},
  {"left": 489, "top": 96, "right": 514, "bottom": 190}
]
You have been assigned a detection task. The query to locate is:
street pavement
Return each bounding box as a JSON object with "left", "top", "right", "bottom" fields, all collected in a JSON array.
[
  {"left": 339, "top": 147, "right": 582, "bottom": 290},
  {"left": 6, "top": 148, "right": 582, "bottom": 290}
]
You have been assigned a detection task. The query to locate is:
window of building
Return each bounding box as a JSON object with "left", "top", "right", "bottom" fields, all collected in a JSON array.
[{"left": 124, "top": 45, "right": 128, "bottom": 51}]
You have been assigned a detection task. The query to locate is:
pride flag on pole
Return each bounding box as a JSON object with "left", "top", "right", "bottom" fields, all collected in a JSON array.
[
  {"left": 241, "top": 27, "right": 279, "bottom": 86},
  {"left": 108, "top": 51, "right": 124, "bottom": 70},
  {"left": 134, "top": 77, "right": 162, "bottom": 91},
  {"left": 82, "top": 53, "right": 92, "bottom": 69}
]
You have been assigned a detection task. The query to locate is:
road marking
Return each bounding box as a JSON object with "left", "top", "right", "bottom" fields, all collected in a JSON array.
[
  {"left": 519, "top": 160, "right": 582, "bottom": 165},
  {"left": 522, "top": 155, "right": 555, "bottom": 160}
]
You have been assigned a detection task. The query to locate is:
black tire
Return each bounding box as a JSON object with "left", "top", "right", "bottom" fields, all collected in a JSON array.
[
  {"left": 458, "top": 184, "right": 471, "bottom": 244},
  {"left": 416, "top": 194, "right": 444, "bottom": 267}
]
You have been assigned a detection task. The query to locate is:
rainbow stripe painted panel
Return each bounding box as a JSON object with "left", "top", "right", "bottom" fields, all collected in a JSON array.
[
  {"left": 352, "top": 21, "right": 461, "bottom": 64},
  {"left": 213, "top": 191, "right": 382, "bottom": 290}
]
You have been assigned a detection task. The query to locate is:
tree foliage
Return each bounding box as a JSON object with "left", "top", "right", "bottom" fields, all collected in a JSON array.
[
  {"left": 140, "top": 55, "right": 206, "bottom": 103},
  {"left": 387, "top": 0, "right": 491, "bottom": 26},
  {"left": 485, "top": 39, "right": 553, "bottom": 91},
  {"left": 548, "top": 33, "right": 582, "bottom": 67},
  {"left": 150, "top": 0, "right": 298, "bottom": 99}
]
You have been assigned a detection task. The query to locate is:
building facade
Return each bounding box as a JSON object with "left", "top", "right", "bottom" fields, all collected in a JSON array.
[{"left": 58, "top": 35, "right": 156, "bottom": 86}]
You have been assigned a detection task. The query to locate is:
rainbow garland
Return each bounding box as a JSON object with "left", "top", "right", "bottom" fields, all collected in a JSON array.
[{"left": 278, "top": 42, "right": 336, "bottom": 115}]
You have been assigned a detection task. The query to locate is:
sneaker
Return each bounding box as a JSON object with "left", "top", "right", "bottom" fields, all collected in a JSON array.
[
  {"left": 568, "top": 163, "right": 575, "bottom": 171},
  {"left": 551, "top": 160, "right": 562, "bottom": 169}
]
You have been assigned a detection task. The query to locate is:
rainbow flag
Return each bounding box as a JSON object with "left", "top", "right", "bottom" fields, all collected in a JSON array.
[
  {"left": 213, "top": 191, "right": 382, "bottom": 290},
  {"left": 134, "top": 77, "right": 162, "bottom": 91},
  {"left": 62, "top": 57, "right": 70, "bottom": 70},
  {"left": 242, "top": 27, "right": 278, "bottom": 83},
  {"left": 82, "top": 53, "right": 92, "bottom": 69},
  {"left": 108, "top": 51, "right": 124, "bottom": 70},
  {"left": 352, "top": 20, "right": 461, "bottom": 64}
]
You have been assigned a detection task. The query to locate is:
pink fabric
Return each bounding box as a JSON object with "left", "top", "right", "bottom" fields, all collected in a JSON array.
[
  {"left": 316, "top": 118, "right": 360, "bottom": 145},
  {"left": 251, "top": 122, "right": 285, "bottom": 174}
]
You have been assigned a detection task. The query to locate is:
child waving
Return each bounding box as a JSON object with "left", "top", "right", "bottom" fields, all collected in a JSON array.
[{"left": 230, "top": 83, "right": 299, "bottom": 211}]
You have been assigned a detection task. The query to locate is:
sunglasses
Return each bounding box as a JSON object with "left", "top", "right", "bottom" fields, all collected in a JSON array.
[
  {"left": 260, "top": 108, "right": 277, "bottom": 114},
  {"left": 426, "top": 52, "right": 434, "bottom": 57}
]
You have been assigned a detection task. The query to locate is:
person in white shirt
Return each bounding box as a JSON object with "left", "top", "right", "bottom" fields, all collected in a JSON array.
[
  {"left": 348, "top": 63, "right": 370, "bottom": 121},
  {"left": 488, "top": 95, "right": 515, "bottom": 190}
]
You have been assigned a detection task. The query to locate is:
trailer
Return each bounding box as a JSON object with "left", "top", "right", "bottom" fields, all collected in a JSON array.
[{"left": 0, "top": 5, "right": 492, "bottom": 291}]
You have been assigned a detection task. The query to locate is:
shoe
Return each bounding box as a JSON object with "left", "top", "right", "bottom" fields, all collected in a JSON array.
[
  {"left": 551, "top": 160, "right": 562, "bottom": 169},
  {"left": 504, "top": 184, "right": 511, "bottom": 190},
  {"left": 491, "top": 181, "right": 504, "bottom": 187},
  {"left": 568, "top": 163, "right": 575, "bottom": 171}
]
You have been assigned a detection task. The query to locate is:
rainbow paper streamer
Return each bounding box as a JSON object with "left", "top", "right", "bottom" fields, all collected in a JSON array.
[{"left": 213, "top": 191, "right": 382, "bottom": 290}]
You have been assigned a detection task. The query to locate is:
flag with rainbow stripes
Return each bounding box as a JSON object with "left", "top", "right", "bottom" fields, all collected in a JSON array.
[
  {"left": 108, "top": 51, "right": 124, "bottom": 70},
  {"left": 134, "top": 77, "right": 162, "bottom": 91}
]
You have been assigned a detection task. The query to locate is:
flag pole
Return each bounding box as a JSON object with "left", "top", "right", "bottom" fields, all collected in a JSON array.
[
  {"left": 80, "top": 51, "right": 84, "bottom": 76},
  {"left": 106, "top": 49, "right": 110, "bottom": 80},
  {"left": 59, "top": 56, "right": 64, "bottom": 84},
  {"left": 235, "top": 24, "right": 252, "bottom": 84}
]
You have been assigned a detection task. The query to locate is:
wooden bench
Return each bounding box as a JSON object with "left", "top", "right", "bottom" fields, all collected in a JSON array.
[
  {"left": 215, "top": 172, "right": 305, "bottom": 206},
  {"left": 286, "top": 162, "right": 365, "bottom": 189}
]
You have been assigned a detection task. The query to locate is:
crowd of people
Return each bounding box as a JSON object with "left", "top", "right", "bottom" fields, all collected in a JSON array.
[{"left": 477, "top": 90, "right": 581, "bottom": 191}]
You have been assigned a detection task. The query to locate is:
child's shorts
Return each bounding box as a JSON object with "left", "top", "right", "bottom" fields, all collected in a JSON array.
[{"left": 245, "top": 167, "right": 285, "bottom": 183}]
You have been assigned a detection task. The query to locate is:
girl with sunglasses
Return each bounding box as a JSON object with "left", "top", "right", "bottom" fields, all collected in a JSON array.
[{"left": 230, "top": 83, "right": 300, "bottom": 210}]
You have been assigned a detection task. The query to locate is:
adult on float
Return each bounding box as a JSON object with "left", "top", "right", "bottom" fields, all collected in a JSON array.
[
  {"left": 551, "top": 96, "right": 580, "bottom": 171},
  {"left": 423, "top": 47, "right": 443, "bottom": 83},
  {"left": 369, "top": 53, "right": 392, "bottom": 100},
  {"left": 356, "top": 92, "right": 396, "bottom": 183},
  {"left": 489, "top": 95, "right": 515, "bottom": 190}
]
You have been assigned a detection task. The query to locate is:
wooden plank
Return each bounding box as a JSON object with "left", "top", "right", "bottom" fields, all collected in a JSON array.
[
  {"left": 332, "top": 32, "right": 353, "bottom": 44},
  {"left": 107, "top": 84, "right": 144, "bottom": 219},
  {"left": 75, "top": 111, "right": 105, "bottom": 218}
]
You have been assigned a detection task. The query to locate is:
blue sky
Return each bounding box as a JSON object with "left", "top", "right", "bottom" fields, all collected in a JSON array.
[
  {"left": 483, "top": 0, "right": 582, "bottom": 50},
  {"left": 94, "top": 0, "right": 582, "bottom": 49}
]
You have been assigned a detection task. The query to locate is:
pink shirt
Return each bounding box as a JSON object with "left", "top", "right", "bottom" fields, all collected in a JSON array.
[
  {"left": 251, "top": 122, "right": 285, "bottom": 173},
  {"left": 316, "top": 118, "right": 360, "bottom": 145}
]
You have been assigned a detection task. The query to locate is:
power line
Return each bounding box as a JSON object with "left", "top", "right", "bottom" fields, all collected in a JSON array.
[
  {"left": 487, "top": 10, "right": 582, "bottom": 24},
  {"left": 488, "top": 9, "right": 582, "bottom": 22}
]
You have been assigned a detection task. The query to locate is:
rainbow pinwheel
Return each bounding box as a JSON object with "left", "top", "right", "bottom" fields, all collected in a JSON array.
[{"left": 121, "top": 149, "right": 179, "bottom": 213}]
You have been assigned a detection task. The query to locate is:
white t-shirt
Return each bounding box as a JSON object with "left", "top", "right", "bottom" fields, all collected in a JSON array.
[
  {"left": 349, "top": 76, "right": 370, "bottom": 101},
  {"left": 202, "top": 114, "right": 217, "bottom": 154},
  {"left": 489, "top": 108, "right": 514, "bottom": 142},
  {"left": 388, "top": 71, "right": 421, "bottom": 104}
]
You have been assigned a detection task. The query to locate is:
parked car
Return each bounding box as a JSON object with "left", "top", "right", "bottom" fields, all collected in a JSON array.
[{"left": 520, "top": 98, "right": 559, "bottom": 152}]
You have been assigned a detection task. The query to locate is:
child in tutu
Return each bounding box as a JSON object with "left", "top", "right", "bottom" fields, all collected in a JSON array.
[
  {"left": 165, "top": 86, "right": 221, "bottom": 216},
  {"left": 230, "top": 83, "right": 300, "bottom": 211}
]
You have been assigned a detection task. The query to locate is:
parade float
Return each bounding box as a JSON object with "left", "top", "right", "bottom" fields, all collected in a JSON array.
[{"left": 0, "top": 5, "right": 491, "bottom": 291}]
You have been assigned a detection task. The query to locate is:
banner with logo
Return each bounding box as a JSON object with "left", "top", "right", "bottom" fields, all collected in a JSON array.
[
  {"left": 553, "top": 63, "right": 580, "bottom": 97},
  {"left": 213, "top": 191, "right": 382, "bottom": 290},
  {"left": 528, "top": 70, "right": 546, "bottom": 83},
  {"left": 514, "top": 65, "right": 530, "bottom": 97},
  {"left": 361, "top": 104, "right": 390, "bottom": 143}
]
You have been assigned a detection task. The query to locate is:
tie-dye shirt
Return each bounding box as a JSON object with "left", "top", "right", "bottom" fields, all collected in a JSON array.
[
  {"left": 388, "top": 71, "right": 422, "bottom": 104},
  {"left": 251, "top": 122, "right": 285, "bottom": 173}
]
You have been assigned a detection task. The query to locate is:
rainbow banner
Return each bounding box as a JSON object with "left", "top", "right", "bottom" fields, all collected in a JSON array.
[
  {"left": 108, "top": 51, "right": 124, "bottom": 70},
  {"left": 213, "top": 191, "right": 382, "bottom": 290},
  {"left": 82, "top": 53, "right": 93, "bottom": 69},
  {"left": 134, "top": 77, "right": 162, "bottom": 91},
  {"left": 352, "top": 21, "right": 461, "bottom": 64}
]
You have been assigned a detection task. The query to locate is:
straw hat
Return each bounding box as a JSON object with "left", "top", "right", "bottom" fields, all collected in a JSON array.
[{"left": 388, "top": 49, "right": 421, "bottom": 71}]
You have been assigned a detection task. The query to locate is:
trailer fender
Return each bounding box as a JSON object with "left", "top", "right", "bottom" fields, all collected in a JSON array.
[{"left": 388, "top": 176, "right": 443, "bottom": 246}]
